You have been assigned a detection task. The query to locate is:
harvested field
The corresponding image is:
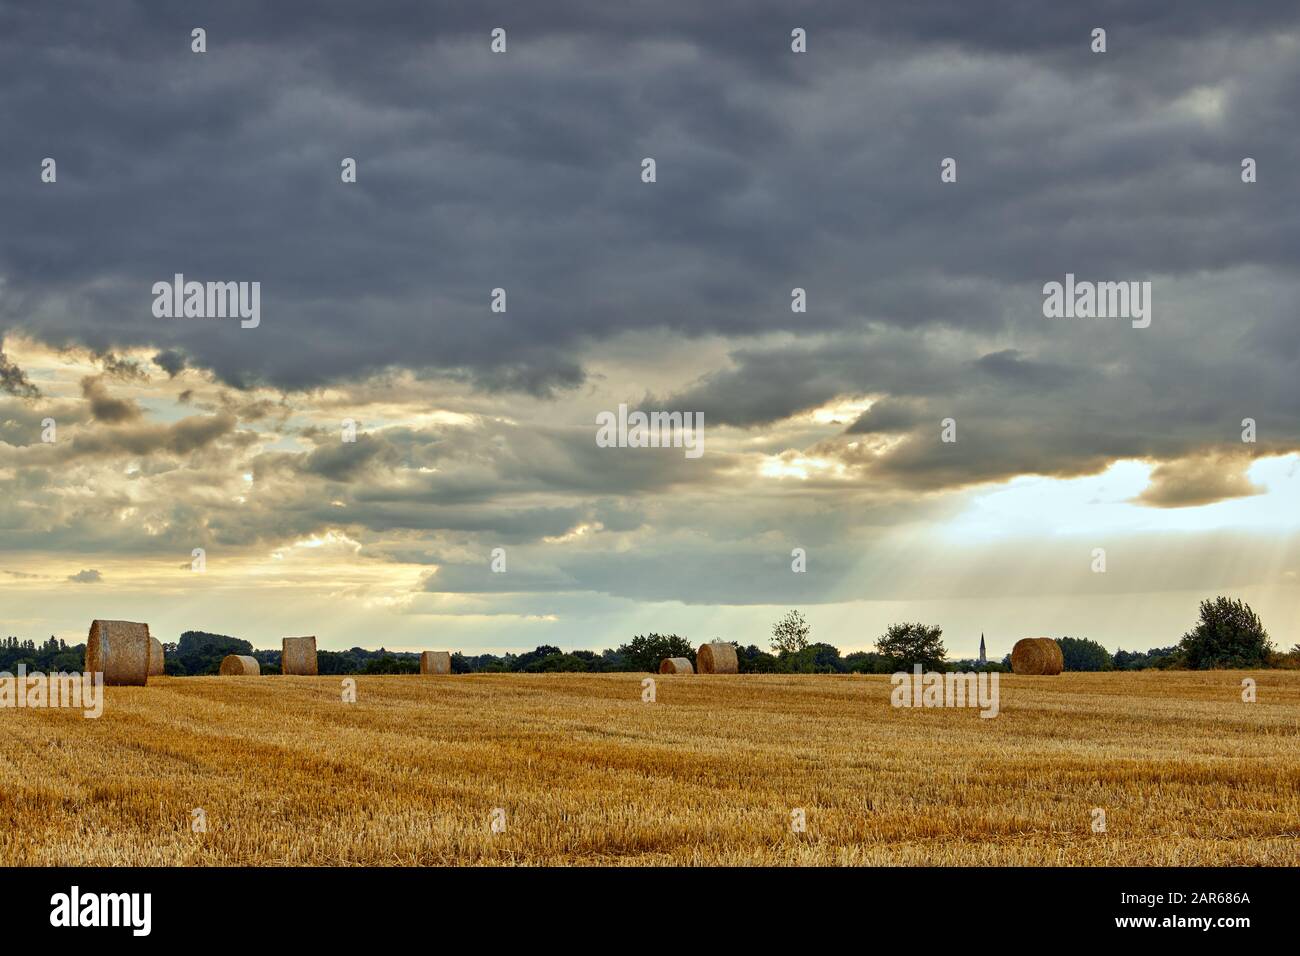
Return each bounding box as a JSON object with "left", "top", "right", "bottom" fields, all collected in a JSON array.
[{"left": 0, "top": 671, "right": 1296, "bottom": 866}]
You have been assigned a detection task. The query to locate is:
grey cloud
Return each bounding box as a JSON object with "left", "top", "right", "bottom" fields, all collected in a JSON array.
[
  {"left": 0, "top": 396, "right": 88, "bottom": 445},
  {"left": 65, "top": 411, "right": 238, "bottom": 458},
  {"left": 298, "top": 434, "right": 403, "bottom": 483},
  {"left": 81, "top": 376, "right": 142, "bottom": 424},
  {"left": 971, "top": 349, "right": 1078, "bottom": 389},
  {"left": 0, "top": 349, "right": 39, "bottom": 397},
  {"left": 1135, "top": 452, "right": 1265, "bottom": 508},
  {"left": 153, "top": 349, "right": 188, "bottom": 377},
  {"left": 96, "top": 352, "right": 150, "bottom": 382},
  {"left": 847, "top": 399, "right": 927, "bottom": 435},
  {"left": 1, "top": 1, "right": 1296, "bottom": 402}
]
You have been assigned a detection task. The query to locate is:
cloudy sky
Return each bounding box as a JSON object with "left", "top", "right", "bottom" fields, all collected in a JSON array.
[{"left": 1, "top": 1, "right": 1297, "bottom": 658}]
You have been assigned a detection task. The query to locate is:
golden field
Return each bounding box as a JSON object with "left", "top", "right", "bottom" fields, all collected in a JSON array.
[{"left": 1, "top": 671, "right": 1297, "bottom": 866}]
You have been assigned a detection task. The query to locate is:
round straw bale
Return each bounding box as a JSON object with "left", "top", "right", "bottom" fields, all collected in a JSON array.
[
  {"left": 659, "top": 657, "right": 694, "bottom": 674},
  {"left": 148, "top": 637, "right": 166, "bottom": 677},
  {"left": 420, "top": 651, "right": 452, "bottom": 675},
  {"left": 1044, "top": 639, "right": 1064, "bottom": 674},
  {"left": 281, "top": 636, "right": 318, "bottom": 676},
  {"left": 85, "top": 620, "right": 151, "bottom": 686},
  {"left": 695, "top": 642, "right": 738, "bottom": 674},
  {"left": 1010, "top": 637, "right": 1063, "bottom": 675},
  {"left": 219, "top": 654, "right": 261, "bottom": 676}
]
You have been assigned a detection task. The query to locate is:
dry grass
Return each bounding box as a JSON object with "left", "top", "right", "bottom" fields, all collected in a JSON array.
[{"left": 1, "top": 671, "right": 1297, "bottom": 866}]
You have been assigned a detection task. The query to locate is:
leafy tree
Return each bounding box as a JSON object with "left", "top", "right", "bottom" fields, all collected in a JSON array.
[
  {"left": 1058, "top": 636, "right": 1113, "bottom": 671},
  {"left": 616, "top": 634, "right": 694, "bottom": 673},
  {"left": 770, "top": 610, "right": 811, "bottom": 656},
  {"left": 1150, "top": 646, "right": 1185, "bottom": 669},
  {"left": 317, "top": 649, "right": 353, "bottom": 674},
  {"left": 175, "top": 631, "right": 253, "bottom": 675},
  {"left": 804, "top": 642, "right": 846, "bottom": 673},
  {"left": 1273, "top": 644, "right": 1300, "bottom": 669},
  {"left": 1179, "top": 597, "right": 1272, "bottom": 669},
  {"left": 1114, "top": 645, "right": 1183, "bottom": 670},
  {"left": 1113, "top": 648, "right": 1141, "bottom": 670},
  {"left": 361, "top": 654, "right": 419, "bottom": 674},
  {"left": 527, "top": 652, "right": 592, "bottom": 672},
  {"left": 454, "top": 652, "right": 507, "bottom": 672},
  {"left": 572, "top": 650, "right": 605, "bottom": 671},
  {"left": 735, "top": 644, "right": 778, "bottom": 673},
  {"left": 0, "top": 636, "right": 83, "bottom": 673},
  {"left": 875, "top": 622, "right": 947, "bottom": 670},
  {"left": 598, "top": 648, "right": 627, "bottom": 671},
  {"left": 946, "top": 658, "right": 1008, "bottom": 673},
  {"left": 844, "top": 651, "right": 892, "bottom": 674},
  {"left": 512, "top": 645, "right": 563, "bottom": 672}
]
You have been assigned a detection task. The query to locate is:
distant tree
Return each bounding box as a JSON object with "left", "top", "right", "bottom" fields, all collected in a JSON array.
[
  {"left": 946, "top": 658, "right": 1009, "bottom": 673},
  {"left": 175, "top": 631, "right": 253, "bottom": 675},
  {"left": 616, "top": 634, "right": 694, "bottom": 673},
  {"left": 1114, "top": 645, "right": 1184, "bottom": 670},
  {"left": 512, "top": 645, "right": 563, "bottom": 672},
  {"left": 159, "top": 641, "right": 183, "bottom": 676},
  {"left": 1273, "top": 645, "right": 1300, "bottom": 670},
  {"left": 844, "top": 651, "right": 892, "bottom": 674},
  {"left": 1112, "top": 648, "right": 1141, "bottom": 670},
  {"left": 361, "top": 654, "right": 419, "bottom": 674},
  {"left": 735, "top": 644, "right": 778, "bottom": 673},
  {"left": 1179, "top": 597, "right": 1271, "bottom": 669},
  {"left": 1058, "top": 636, "right": 1113, "bottom": 671},
  {"left": 455, "top": 652, "right": 508, "bottom": 673},
  {"left": 0, "top": 636, "right": 81, "bottom": 673},
  {"left": 598, "top": 648, "right": 627, "bottom": 672},
  {"left": 875, "top": 622, "right": 946, "bottom": 670},
  {"left": 317, "top": 650, "right": 351, "bottom": 675},
  {"left": 528, "top": 652, "right": 592, "bottom": 672},
  {"left": 770, "top": 610, "right": 811, "bottom": 656},
  {"left": 1150, "top": 646, "right": 1185, "bottom": 669},
  {"left": 804, "top": 642, "right": 846, "bottom": 673},
  {"left": 570, "top": 649, "right": 603, "bottom": 670}
]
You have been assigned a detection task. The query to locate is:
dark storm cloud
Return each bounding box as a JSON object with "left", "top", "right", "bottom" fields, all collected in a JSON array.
[
  {"left": 0, "top": 0, "right": 1297, "bottom": 529},
  {"left": 1, "top": 0, "right": 1296, "bottom": 398},
  {"left": 661, "top": 262, "right": 1300, "bottom": 490},
  {"left": 971, "top": 349, "right": 1078, "bottom": 390}
]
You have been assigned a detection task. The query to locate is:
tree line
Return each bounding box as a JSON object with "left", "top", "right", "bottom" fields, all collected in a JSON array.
[{"left": 2, "top": 595, "right": 1292, "bottom": 675}]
